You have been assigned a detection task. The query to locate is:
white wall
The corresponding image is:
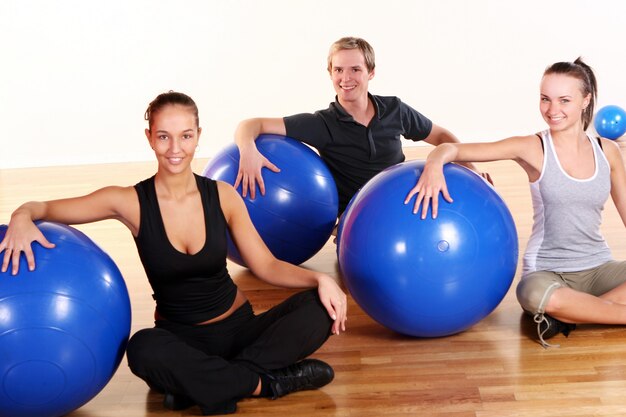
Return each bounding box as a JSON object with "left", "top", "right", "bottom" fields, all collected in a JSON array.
[{"left": 2, "top": 0, "right": 625, "bottom": 169}]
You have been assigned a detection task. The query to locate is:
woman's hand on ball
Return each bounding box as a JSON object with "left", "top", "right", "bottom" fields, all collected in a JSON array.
[
  {"left": 405, "top": 163, "right": 453, "bottom": 219},
  {"left": 1, "top": 216, "right": 55, "bottom": 275}
]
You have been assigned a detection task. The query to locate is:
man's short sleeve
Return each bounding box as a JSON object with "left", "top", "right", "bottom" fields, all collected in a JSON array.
[
  {"left": 399, "top": 100, "right": 433, "bottom": 142},
  {"left": 283, "top": 113, "right": 331, "bottom": 150}
]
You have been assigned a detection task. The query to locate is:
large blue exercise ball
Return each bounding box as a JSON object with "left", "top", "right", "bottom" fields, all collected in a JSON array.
[
  {"left": 203, "top": 134, "right": 338, "bottom": 266},
  {"left": 0, "top": 222, "right": 131, "bottom": 417},
  {"left": 337, "top": 161, "right": 518, "bottom": 338},
  {"left": 594, "top": 105, "right": 626, "bottom": 140}
]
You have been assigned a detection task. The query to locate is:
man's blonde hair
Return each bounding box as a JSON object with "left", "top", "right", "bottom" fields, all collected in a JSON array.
[{"left": 327, "top": 37, "right": 375, "bottom": 73}]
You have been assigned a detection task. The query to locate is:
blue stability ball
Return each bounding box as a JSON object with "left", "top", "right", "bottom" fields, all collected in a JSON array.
[
  {"left": 337, "top": 161, "right": 518, "bottom": 338},
  {"left": 203, "top": 134, "right": 338, "bottom": 266},
  {"left": 594, "top": 105, "right": 626, "bottom": 140},
  {"left": 0, "top": 222, "right": 131, "bottom": 417}
]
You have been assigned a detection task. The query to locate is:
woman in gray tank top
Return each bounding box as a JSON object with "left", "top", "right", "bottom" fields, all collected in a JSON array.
[{"left": 409, "top": 58, "right": 626, "bottom": 348}]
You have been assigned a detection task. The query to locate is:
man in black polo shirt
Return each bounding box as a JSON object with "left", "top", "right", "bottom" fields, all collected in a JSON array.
[{"left": 234, "top": 36, "right": 481, "bottom": 216}]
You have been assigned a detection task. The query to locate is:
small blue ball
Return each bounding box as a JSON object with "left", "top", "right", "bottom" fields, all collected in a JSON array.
[{"left": 594, "top": 105, "right": 626, "bottom": 140}]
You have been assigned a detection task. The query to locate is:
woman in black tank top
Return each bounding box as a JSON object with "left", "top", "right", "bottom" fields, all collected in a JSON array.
[{"left": 1, "top": 91, "right": 347, "bottom": 414}]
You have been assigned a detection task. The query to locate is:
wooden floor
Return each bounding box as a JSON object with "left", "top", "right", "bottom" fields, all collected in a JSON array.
[{"left": 4, "top": 145, "right": 626, "bottom": 416}]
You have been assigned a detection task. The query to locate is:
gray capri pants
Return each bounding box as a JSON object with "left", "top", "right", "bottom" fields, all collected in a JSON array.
[{"left": 517, "top": 260, "right": 626, "bottom": 314}]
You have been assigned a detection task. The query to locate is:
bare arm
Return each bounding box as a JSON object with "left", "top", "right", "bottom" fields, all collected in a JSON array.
[
  {"left": 234, "top": 117, "right": 287, "bottom": 199},
  {"left": 423, "top": 124, "right": 489, "bottom": 180},
  {"left": 217, "top": 181, "right": 347, "bottom": 334},
  {"left": 0, "top": 186, "right": 138, "bottom": 275},
  {"left": 422, "top": 124, "right": 461, "bottom": 147},
  {"left": 604, "top": 140, "right": 626, "bottom": 227},
  {"left": 406, "top": 135, "right": 542, "bottom": 219}
]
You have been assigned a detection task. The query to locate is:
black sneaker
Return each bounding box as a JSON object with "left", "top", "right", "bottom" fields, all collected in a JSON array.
[
  {"left": 163, "top": 392, "right": 195, "bottom": 411},
  {"left": 267, "top": 359, "right": 334, "bottom": 399},
  {"left": 536, "top": 314, "right": 576, "bottom": 347}
]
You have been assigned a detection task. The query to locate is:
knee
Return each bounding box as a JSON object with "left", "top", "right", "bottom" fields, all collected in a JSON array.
[
  {"left": 303, "top": 289, "right": 334, "bottom": 327},
  {"left": 127, "top": 328, "right": 172, "bottom": 374},
  {"left": 307, "top": 298, "right": 334, "bottom": 343},
  {"left": 516, "top": 277, "right": 561, "bottom": 315},
  {"left": 289, "top": 290, "right": 334, "bottom": 340},
  {"left": 542, "top": 287, "right": 571, "bottom": 314},
  {"left": 127, "top": 328, "right": 158, "bottom": 361}
]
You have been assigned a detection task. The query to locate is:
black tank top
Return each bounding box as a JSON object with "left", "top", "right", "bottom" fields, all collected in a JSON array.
[{"left": 133, "top": 174, "right": 238, "bottom": 324}]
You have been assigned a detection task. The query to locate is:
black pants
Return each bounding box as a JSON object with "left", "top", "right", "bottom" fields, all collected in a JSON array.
[{"left": 126, "top": 289, "right": 333, "bottom": 415}]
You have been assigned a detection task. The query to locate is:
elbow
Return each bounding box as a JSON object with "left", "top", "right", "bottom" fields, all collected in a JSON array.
[
  {"left": 235, "top": 119, "right": 260, "bottom": 146},
  {"left": 430, "top": 143, "right": 459, "bottom": 164},
  {"left": 246, "top": 254, "right": 281, "bottom": 282}
]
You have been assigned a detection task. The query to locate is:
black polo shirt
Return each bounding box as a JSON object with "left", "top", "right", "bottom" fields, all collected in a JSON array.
[{"left": 284, "top": 94, "right": 432, "bottom": 213}]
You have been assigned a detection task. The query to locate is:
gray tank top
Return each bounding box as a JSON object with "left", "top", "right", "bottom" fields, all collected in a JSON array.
[{"left": 522, "top": 129, "right": 612, "bottom": 276}]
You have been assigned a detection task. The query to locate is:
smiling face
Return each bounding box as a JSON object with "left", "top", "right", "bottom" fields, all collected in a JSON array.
[
  {"left": 329, "top": 48, "right": 375, "bottom": 105},
  {"left": 540, "top": 73, "right": 590, "bottom": 134},
  {"left": 145, "top": 104, "right": 201, "bottom": 175}
]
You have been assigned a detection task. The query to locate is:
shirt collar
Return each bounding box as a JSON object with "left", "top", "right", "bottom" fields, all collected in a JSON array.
[{"left": 331, "top": 93, "right": 384, "bottom": 122}]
